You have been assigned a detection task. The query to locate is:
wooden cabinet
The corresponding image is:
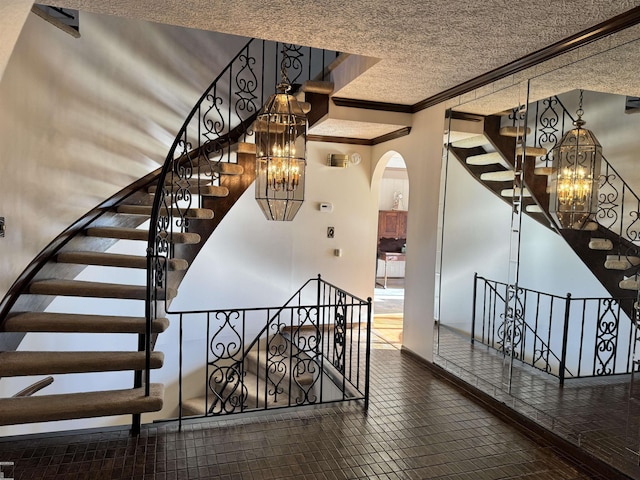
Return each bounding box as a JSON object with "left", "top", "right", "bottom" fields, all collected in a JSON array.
[{"left": 378, "top": 210, "right": 408, "bottom": 239}]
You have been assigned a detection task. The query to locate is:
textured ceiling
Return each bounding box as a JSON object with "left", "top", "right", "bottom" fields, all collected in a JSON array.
[{"left": 52, "top": 0, "right": 640, "bottom": 106}]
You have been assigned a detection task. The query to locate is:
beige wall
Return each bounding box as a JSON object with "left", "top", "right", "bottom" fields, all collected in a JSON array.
[{"left": 0, "top": 0, "right": 31, "bottom": 83}]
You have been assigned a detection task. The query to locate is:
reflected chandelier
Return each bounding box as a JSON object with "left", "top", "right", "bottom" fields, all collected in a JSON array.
[{"left": 550, "top": 90, "right": 602, "bottom": 229}]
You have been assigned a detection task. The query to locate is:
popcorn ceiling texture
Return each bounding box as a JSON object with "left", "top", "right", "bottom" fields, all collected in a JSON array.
[{"left": 55, "top": 0, "right": 640, "bottom": 106}]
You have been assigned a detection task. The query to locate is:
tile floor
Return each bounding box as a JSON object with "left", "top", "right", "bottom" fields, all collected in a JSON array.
[
  {"left": 436, "top": 325, "right": 640, "bottom": 479},
  {"left": 0, "top": 330, "right": 610, "bottom": 480}
]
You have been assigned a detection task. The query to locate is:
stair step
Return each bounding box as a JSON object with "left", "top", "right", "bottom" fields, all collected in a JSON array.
[
  {"left": 620, "top": 278, "right": 640, "bottom": 291},
  {"left": 500, "top": 187, "right": 531, "bottom": 198},
  {"left": 534, "top": 166, "right": 555, "bottom": 176},
  {"left": 516, "top": 146, "right": 547, "bottom": 157},
  {"left": 302, "top": 80, "right": 334, "bottom": 95},
  {"left": 149, "top": 184, "right": 229, "bottom": 197},
  {"left": 525, "top": 205, "right": 543, "bottom": 214},
  {"left": 499, "top": 126, "right": 531, "bottom": 137},
  {"left": 479, "top": 170, "right": 515, "bottom": 182},
  {"left": 0, "top": 351, "right": 164, "bottom": 376},
  {"left": 184, "top": 370, "right": 295, "bottom": 416},
  {"left": 0, "top": 383, "right": 164, "bottom": 426},
  {"left": 4, "top": 312, "right": 169, "bottom": 334},
  {"left": 29, "top": 279, "right": 177, "bottom": 301},
  {"left": 466, "top": 152, "right": 509, "bottom": 168},
  {"left": 605, "top": 255, "right": 640, "bottom": 270},
  {"left": 451, "top": 135, "right": 489, "bottom": 149},
  {"left": 116, "top": 205, "right": 214, "bottom": 219},
  {"left": 162, "top": 178, "right": 213, "bottom": 187},
  {"left": 589, "top": 238, "right": 613, "bottom": 251},
  {"left": 86, "top": 227, "right": 200, "bottom": 244},
  {"left": 245, "top": 349, "right": 315, "bottom": 387},
  {"left": 571, "top": 221, "right": 598, "bottom": 231},
  {"left": 57, "top": 251, "right": 188, "bottom": 271}
]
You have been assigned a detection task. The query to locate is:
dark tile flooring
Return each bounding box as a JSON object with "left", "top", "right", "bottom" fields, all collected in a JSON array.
[
  {"left": 0, "top": 330, "right": 610, "bottom": 480},
  {"left": 436, "top": 325, "right": 640, "bottom": 479}
]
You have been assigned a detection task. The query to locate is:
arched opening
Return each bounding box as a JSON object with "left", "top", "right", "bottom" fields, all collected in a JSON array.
[{"left": 371, "top": 151, "right": 408, "bottom": 346}]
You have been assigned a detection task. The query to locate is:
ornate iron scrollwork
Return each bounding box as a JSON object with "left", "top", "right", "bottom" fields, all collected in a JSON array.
[
  {"left": 536, "top": 97, "right": 560, "bottom": 164},
  {"left": 594, "top": 299, "right": 620, "bottom": 376},
  {"left": 333, "top": 291, "right": 347, "bottom": 373},
  {"left": 207, "top": 311, "right": 246, "bottom": 413}
]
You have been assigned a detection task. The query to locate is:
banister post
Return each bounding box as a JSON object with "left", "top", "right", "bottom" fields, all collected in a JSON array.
[
  {"left": 559, "top": 293, "right": 572, "bottom": 387},
  {"left": 471, "top": 273, "right": 478, "bottom": 345},
  {"left": 364, "top": 297, "right": 372, "bottom": 412}
]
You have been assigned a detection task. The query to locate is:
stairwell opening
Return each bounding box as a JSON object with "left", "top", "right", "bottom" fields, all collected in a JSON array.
[{"left": 372, "top": 151, "right": 408, "bottom": 348}]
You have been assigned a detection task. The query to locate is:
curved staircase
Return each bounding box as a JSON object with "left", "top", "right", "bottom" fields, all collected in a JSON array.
[
  {"left": 0, "top": 142, "right": 254, "bottom": 427},
  {"left": 449, "top": 103, "right": 640, "bottom": 321},
  {"left": 0, "top": 37, "right": 336, "bottom": 432}
]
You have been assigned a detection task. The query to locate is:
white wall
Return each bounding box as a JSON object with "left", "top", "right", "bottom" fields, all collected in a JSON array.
[
  {"left": 0, "top": 11, "right": 249, "bottom": 300},
  {"left": 0, "top": 11, "right": 248, "bottom": 436},
  {"left": 371, "top": 105, "right": 447, "bottom": 362}
]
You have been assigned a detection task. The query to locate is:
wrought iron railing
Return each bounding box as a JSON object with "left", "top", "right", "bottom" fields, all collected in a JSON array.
[
  {"left": 173, "top": 275, "right": 371, "bottom": 428},
  {"left": 472, "top": 274, "right": 637, "bottom": 384},
  {"left": 138, "top": 39, "right": 336, "bottom": 429}
]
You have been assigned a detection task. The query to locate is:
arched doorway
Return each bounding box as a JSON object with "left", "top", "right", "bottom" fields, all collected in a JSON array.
[{"left": 372, "top": 152, "right": 408, "bottom": 346}]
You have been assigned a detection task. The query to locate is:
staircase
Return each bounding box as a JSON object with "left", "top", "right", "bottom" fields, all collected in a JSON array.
[
  {"left": 449, "top": 101, "right": 639, "bottom": 322},
  {"left": 182, "top": 329, "right": 318, "bottom": 416},
  {"left": 0, "top": 143, "right": 253, "bottom": 427},
  {"left": 0, "top": 39, "right": 336, "bottom": 431}
]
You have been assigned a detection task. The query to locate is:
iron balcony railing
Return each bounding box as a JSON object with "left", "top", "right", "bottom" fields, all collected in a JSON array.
[
  {"left": 172, "top": 275, "right": 371, "bottom": 428},
  {"left": 139, "top": 38, "right": 336, "bottom": 429},
  {"left": 472, "top": 274, "right": 637, "bottom": 385}
]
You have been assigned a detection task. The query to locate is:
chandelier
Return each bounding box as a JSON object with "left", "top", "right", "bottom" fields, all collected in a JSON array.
[
  {"left": 550, "top": 90, "right": 602, "bottom": 229},
  {"left": 255, "top": 46, "right": 307, "bottom": 221}
]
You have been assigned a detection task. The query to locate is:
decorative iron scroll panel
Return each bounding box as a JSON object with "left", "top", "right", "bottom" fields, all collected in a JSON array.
[
  {"left": 145, "top": 41, "right": 337, "bottom": 398},
  {"left": 333, "top": 291, "right": 347, "bottom": 374},
  {"left": 473, "top": 275, "right": 636, "bottom": 381},
  {"left": 175, "top": 276, "right": 371, "bottom": 422}
]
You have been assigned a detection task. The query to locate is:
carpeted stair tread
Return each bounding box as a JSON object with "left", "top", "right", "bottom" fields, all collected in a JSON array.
[
  {"left": 29, "top": 279, "right": 177, "bottom": 301},
  {"left": 86, "top": 227, "right": 200, "bottom": 244},
  {"left": 0, "top": 351, "right": 164, "bottom": 376},
  {"left": 570, "top": 221, "right": 598, "bottom": 231},
  {"left": 515, "top": 145, "right": 547, "bottom": 157},
  {"left": 620, "top": 278, "right": 640, "bottom": 290},
  {"left": 186, "top": 370, "right": 296, "bottom": 416},
  {"left": 534, "top": 166, "right": 555, "bottom": 176},
  {"left": 479, "top": 170, "right": 515, "bottom": 182},
  {"left": 302, "top": 80, "right": 334, "bottom": 95},
  {"left": 162, "top": 178, "right": 213, "bottom": 187},
  {"left": 148, "top": 184, "right": 229, "bottom": 197},
  {"left": 57, "top": 251, "right": 188, "bottom": 271},
  {"left": 605, "top": 255, "right": 640, "bottom": 270},
  {"left": 236, "top": 142, "right": 256, "bottom": 155},
  {"left": 0, "top": 383, "right": 164, "bottom": 426},
  {"left": 245, "top": 350, "right": 315, "bottom": 386},
  {"left": 500, "top": 187, "right": 531, "bottom": 198},
  {"left": 589, "top": 238, "right": 613, "bottom": 251},
  {"left": 116, "top": 205, "right": 214, "bottom": 219},
  {"left": 451, "top": 135, "right": 489, "bottom": 149},
  {"left": 499, "top": 126, "right": 531, "bottom": 137},
  {"left": 4, "top": 312, "right": 169, "bottom": 334},
  {"left": 466, "top": 152, "right": 510, "bottom": 168}
]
